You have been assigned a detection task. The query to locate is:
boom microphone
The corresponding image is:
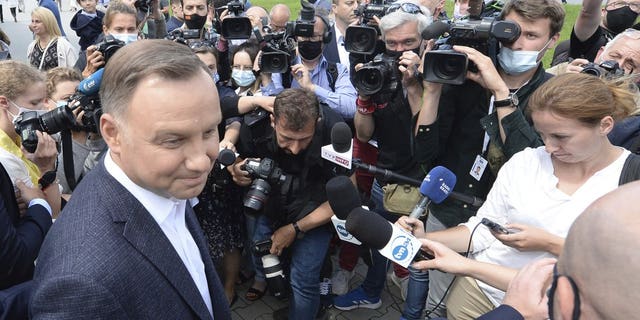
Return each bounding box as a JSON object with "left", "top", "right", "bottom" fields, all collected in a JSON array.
[
  {"left": 346, "top": 207, "right": 433, "bottom": 268},
  {"left": 408, "top": 166, "right": 456, "bottom": 219},
  {"left": 421, "top": 20, "right": 450, "bottom": 40}
]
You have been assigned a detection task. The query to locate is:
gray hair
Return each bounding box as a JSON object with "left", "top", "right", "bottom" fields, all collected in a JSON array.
[
  {"left": 599, "top": 29, "right": 640, "bottom": 63},
  {"left": 379, "top": 3, "right": 432, "bottom": 40},
  {"left": 99, "top": 40, "right": 210, "bottom": 122}
]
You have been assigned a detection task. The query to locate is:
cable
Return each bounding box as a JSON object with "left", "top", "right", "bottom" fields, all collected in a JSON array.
[{"left": 423, "top": 222, "right": 482, "bottom": 318}]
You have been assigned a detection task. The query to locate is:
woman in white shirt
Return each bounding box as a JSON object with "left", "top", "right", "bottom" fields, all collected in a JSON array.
[
  {"left": 27, "top": 7, "right": 78, "bottom": 71},
  {"left": 398, "top": 73, "right": 639, "bottom": 319}
]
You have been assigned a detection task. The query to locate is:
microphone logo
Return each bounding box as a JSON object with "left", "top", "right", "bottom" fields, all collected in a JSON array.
[
  {"left": 391, "top": 235, "right": 415, "bottom": 261},
  {"left": 336, "top": 224, "right": 352, "bottom": 239}
]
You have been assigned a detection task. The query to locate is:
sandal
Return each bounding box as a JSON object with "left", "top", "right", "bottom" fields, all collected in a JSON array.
[{"left": 245, "top": 286, "right": 267, "bottom": 301}]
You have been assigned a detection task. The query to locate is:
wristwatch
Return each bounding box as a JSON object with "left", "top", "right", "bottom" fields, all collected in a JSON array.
[
  {"left": 494, "top": 92, "right": 519, "bottom": 108},
  {"left": 292, "top": 221, "right": 304, "bottom": 238},
  {"left": 38, "top": 170, "right": 57, "bottom": 190}
]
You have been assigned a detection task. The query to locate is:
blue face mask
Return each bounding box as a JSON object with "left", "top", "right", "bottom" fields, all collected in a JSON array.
[
  {"left": 232, "top": 70, "right": 256, "bottom": 87},
  {"left": 497, "top": 39, "right": 552, "bottom": 75},
  {"left": 111, "top": 33, "right": 138, "bottom": 44},
  {"left": 212, "top": 72, "right": 220, "bottom": 83}
]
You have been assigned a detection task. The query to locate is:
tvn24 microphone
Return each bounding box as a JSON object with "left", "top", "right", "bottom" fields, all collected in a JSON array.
[
  {"left": 326, "top": 175, "right": 362, "bottom": 245},
  {"left": 78, "top": 68, "right": 104, "bottom": 96},
  {"left": 409, "top": 166, "right": 456, "bottom": 219},
  {"left": 346, "top": 207, "right": 433, "bottom": 268}
]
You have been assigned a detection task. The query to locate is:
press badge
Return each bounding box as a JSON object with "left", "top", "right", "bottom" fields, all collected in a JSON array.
[{"left": 470, "top": 155, "right": 488, "bottom": 181}]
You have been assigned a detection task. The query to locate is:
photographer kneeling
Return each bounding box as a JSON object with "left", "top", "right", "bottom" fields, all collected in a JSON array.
[{"left": 229, "top": 88, "right": 351, "bottom": 320}]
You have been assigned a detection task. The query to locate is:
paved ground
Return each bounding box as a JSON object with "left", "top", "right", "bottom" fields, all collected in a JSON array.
[{"left": 230, "top": 254, "right": 407, "bottom": 320}]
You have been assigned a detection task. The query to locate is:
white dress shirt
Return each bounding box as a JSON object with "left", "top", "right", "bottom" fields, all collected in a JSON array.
[
  {"left": 462, "top": 146, "right": 630, "bottom": 306},
  {"left": 104, "top": 152, "right": 214, "bottom": 317}
]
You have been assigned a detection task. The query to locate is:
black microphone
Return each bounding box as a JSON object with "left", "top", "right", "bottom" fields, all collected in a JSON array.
[
  {"left": 346, "top": 208, "right": 434, "bottom": 264},
  {"left": 217, "top": 148, "right": 237, "bottom": 166},
  {"left": 421, "top": 20, "right": 450, "bottom": 40},
  {"left": 331, "top": 122, "right": 352, "bottom": 153},
  {"left": 326, "top": 175, "right": 361, "bottom": 220}
]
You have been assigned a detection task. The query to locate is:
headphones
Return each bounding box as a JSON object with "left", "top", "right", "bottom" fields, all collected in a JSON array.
[{"left": 316, "top": 15, "right": 333, "bottom": 44}]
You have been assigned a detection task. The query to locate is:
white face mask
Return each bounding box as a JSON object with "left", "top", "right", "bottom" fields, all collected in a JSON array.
[
  {"left": 7, "top": 101, "right": 46, "bottom": 124},
  {"left": 497, "top": 38, "right": 552, "bottom": 75},
  {"left": 56, "top": 100, "right": 67, "bottom": 108},
  {"left": 111, "top": 33, "right": 138, "bottom": 44}
]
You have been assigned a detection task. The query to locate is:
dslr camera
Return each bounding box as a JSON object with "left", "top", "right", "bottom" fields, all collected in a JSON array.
[
  {"left": 253, "top": 239, "right": 289, "bottom": 300},
  {"left": 220, "top": 0, "right": 252, "bottom": 39},
  {"left": 242, "top": 158, "right": 287, "bottom": 212},
  {"left": 14, "top": 108, "right": 76, "bottom": 153},
  {"left": 580, "top": 60, "right": 625, "bottom": 79},
  {"left": 423, "top": 17, "right": 520, "bottom": 85},
  {"left": 344, "top": 0, "right": 390, "bottom": 55},
  {"left": 95, "top": 35, "right": 125, "bottom": 65},
  {"left": 353, "top": 52, "right": 401, "bottom": 97}
]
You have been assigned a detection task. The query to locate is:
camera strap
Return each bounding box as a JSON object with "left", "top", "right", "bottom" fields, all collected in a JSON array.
[{"left": 61, "top": 129, "right": 78, "bottom": 191}]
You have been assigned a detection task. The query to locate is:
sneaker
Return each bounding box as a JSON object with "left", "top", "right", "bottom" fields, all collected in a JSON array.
[
  {"left": 319, "top": 277, "right": 333, "bottom": 307},
  {"left": 330, "top": 269, "right": 353, "bottom": 295},
  {"left": 389, "top": 272, "right": 409, "bottom": 301},
  {"left": 333, "top": 286, "right": 382, "bottom": 310}
]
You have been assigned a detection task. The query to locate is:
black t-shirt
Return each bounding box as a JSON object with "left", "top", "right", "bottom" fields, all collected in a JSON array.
[{"left": 569, "top": 26, "right": 614, "bottom": 62}]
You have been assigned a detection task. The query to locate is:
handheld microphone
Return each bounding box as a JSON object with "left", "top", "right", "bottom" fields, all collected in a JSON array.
[
  {"left": 77, "top": 68, "right": 104, "bottom": 96},
  {"left": 421, "top": 20, "right": 450, "bottom": 40},
  {"left": 321, "top": 122, "right": 353, "bottom": 169},
  {"left": 326, "top": 175, "right": 362, "bottom": 245},
  {"left": 408, "top": 166, "right": 456, "bottom": 219},
  {"left": 217, "top": 148, "right": 237, "bottom": 167},
  {"left": 346, "top": 207, "right": 433, "bottom": 268}
]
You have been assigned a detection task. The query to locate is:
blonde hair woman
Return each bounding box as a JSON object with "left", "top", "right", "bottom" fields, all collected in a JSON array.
[{"left": 27, "top": 7, "right": 78, "bottom": 71}]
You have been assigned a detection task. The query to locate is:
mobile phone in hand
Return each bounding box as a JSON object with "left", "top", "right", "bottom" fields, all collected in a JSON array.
[{"left": 480, "top": 218, "right": 511, "bottom": 235}]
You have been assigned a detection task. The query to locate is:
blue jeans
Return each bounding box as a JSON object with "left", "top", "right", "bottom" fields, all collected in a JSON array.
[
  {"left": 252, "top": 214, "right": 332, "bottom": 320},
  {"left": 244, "top": 213, "right": 264, "bottom": 282},
  {"left": 403, "top": 265, "right": 430, "bottom": 320},
  {"left": 360, "top": 180, "right": 400, "bottom": 298}
]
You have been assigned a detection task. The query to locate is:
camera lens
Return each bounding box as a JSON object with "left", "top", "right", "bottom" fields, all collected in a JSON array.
[
  {"left": 261, "top": 254, "right": 289, "bottom": 300},
  {"left": 345, "top": 26, "right": 378, "bottom": 55},
  {"left": 40, "top": 106, "right": 75, "bottom": 134},
  {"left": 244, "top": 178, "right": 272, "bottom": 212},
  {"left": 355, "top": 67, "right": 384, "bottom": 96},
  {"left": 433, "top": 55, "right": 466, "bottom": 81},
  {"left": 222, "top": 17, "right": 252, "bottom": 39},
  {"left": 261, "top": 52, "right": 289, "bottom": 74},
  {"left": 580, "top": 65, "right": 602, "bottom": 77}
]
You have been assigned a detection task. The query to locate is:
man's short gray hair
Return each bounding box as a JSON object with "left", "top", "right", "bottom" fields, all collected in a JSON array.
[
  {"left": 600, "top": 29, "right": 640, "bottom": 63},
  {"left": 379, "top": 2, "right": 432, "bottom": 40}
]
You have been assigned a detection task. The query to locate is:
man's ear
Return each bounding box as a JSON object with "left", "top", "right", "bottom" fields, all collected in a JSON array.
[
  {"left": 556, "top": 276, "right": 579, "bottom": 320},
  {"left": 595, "top": 46, "right": 606, "bottom": 63},
  {"left": 100, "top": 113, "right": 123, "bottom": 154}
]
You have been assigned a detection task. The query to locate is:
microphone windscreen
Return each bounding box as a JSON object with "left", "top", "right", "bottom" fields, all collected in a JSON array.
[
  {"left": 331, "top": 122, "right": 353, "bottom": 153},
  {"left": 421, "top": 21, "right": 450, "bottom": 40},
  {"left": 345, "top": 207, "right": 392, "bottom": 250},
  {"left": 326, "top": 176, "right": 361, "bottom": 219},
  {"left": 420, "top": 166, "right": 456, "bottom": 204},
  {"left": 78, "top": 68, "right": 104, "bottom": 96},
  {"left": 217, "top": 148, "right": 237, "bottom": 166}
]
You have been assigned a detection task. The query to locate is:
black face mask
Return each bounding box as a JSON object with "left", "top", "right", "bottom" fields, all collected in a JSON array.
[
  {"left": 298, "top": 41, "right": 323, "bottom": 60},
  {"left": 385, "top": 43, "right": 422, "bottom": 59},
  {"left": 184, "top": 13, "right": 207, "bottom": 30},
  {"left": 606, "top": 6, "right": 639, "bottom": 34}
]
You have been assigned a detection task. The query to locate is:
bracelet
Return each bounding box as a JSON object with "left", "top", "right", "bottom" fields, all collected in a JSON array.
[
  {"left": 356, "top": 97, "right": 376, "bottom": 115},
  {"left": 292, "top": 221, "right": 303, "bottom": 235}
]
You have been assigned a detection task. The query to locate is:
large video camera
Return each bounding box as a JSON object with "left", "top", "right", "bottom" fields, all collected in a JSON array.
[
  {"left": 165, "top": 28, "right": 202, "bottom": 45},
  {"left": 581, "top": 60, "right": 625, "bottom": 79},
  {"left": 14, "top": 69, "right": 105, "bottom": 153},
  {"left": 353, "top": 52, "right": 401, "bottom": 97},
  {"left": 423, "top": 17, "right": 520, "bottom": 85},
  {"left": 255, "top": 26, "right": 297, "bottom": 74},
  {"left": 242, "top": 158, "right": 287, "bottom": 212},
  {"left": 220, "top": 0, "right": 252, "bottom": 39},
  {"left": 253, "top": 239, "right": 289, "bottom": 300},
  {"left": 344, "top": 0, "right": 390, "bottom": 55}
]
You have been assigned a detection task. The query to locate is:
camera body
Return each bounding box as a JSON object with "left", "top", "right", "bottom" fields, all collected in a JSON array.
[
  {"left": 95, "top": 35, "right": 125, "bottom": 66},
  {"left": 353, "top": 52, "right": 401, "bottom": 97},
  {"left": 165, "top": 28, "right": 202, "bottom": 45},
  {"left": 255, "top": 26, "right": 297, "bottom": 74},
  {"left": 220, "top": 0, "right": 252, "bottom": 39},
  {"left": 423, "top": 17, "right": 520, "bottom": 85},
  {"left": 242, "top": 158, "right": 287, "bottom": 212},
  {"left": 14, "top": 108, "right": 75, "bottom": 153},
  {"left": 253, "top": 239, "right": 289, "bottom": 300},
  {"left": 581, "top": 60, "right": 625, "bottom": 79},
  {"left": 344, "top": 0, "right": 389, "bottom": 55}
]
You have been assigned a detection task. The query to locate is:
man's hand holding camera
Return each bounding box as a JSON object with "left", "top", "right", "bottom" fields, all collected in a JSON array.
[
  {"left": 398, "top": 50, "right": 422, "bottom": 88},
  {"left": 82, "top": 45, "right": 105, "bottom": 79},
  {"left": 453, "top": 45, "right": 510, "bottom": 100},
  {"left": 229, "top": 158, "right": 253, "bottom": 186},
  {"left": 291, "top": 64, "right": 315, "bottom": 91},
  {"left": 24, "top": 131, "right": 58, "bottom": 174},
  {"left": 270, "top": 223, "right": 297, "bottom": 256}
]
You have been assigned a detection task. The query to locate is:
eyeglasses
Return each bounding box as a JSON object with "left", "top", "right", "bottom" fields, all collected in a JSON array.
[
  {"left": 606, "top": 1, "right": 640, "bottom": 13},
  {"left": 386, "top": 2, "right": 424, "bottom": 15},
  {"left": 547, "top": 263, "right": 581, "bottom": 320}
]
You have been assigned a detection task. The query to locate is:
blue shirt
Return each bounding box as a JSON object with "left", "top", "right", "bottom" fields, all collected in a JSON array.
[{"left": 261, "top": 56, "right": 356, "bottom": 120}]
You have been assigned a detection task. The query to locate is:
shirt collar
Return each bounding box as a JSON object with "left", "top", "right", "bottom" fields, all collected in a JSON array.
[{"left": 104, "top": 151, "right": 190, "bottom": 226}]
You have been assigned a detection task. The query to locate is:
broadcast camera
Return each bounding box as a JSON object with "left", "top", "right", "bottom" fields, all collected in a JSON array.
[
  {"left": 580, "top": 60, "right": 625, "bottom": 79},
  {"left": 353, "top": 52, "right": 401, "bottom": 97},
  {"left": 165, "top": 28, "right": 202, "bottom": 45},
  {"left": 255, "top": 26, "right": 297, "bottom": 74},
  {"left": 423, "top": 17, "right": 520, "bottom": 85},
  {"left": 220, "top": 0, "right": 252, "bottom": 39},
  {"left": 253, "top": 239, "right": 289, "bottom": 300},
  {"left": 344, "top": 0, "right": 390, "bottom": 55},
  {"left": 242, "top": 158, "right": 287, "bottom": 212}
]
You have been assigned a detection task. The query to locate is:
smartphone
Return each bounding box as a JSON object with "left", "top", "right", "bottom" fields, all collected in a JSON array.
[{"left": 480, "top": 218, "right": 511, "bottom": 235}]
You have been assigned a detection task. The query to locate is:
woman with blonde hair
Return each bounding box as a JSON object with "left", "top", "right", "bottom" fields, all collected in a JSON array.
[{"left": 27, "top": 7, "right": 78, "bottom": 71}]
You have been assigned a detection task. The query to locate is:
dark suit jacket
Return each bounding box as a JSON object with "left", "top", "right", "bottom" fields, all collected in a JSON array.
[
  {"left": 30, "top": 161, "right": 231, "bottom": 319},
  {"left": 0, "top": 163, "right": 52, "bottom": 290},
  {"left": 323, "top": 25, "right": 340, "bottom": 64}
]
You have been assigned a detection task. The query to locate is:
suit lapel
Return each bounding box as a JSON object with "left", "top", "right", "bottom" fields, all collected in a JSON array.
[{"left": 184, "top": 203, "right": 231, "bottom": 319}]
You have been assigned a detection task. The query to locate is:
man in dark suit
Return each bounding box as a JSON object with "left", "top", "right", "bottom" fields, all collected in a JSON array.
[
  {"left": 324, "top": 0, "right": 358, "bottom": 66},
  {"left": 30, "top": 40, "right": 231, "bottom": 320}
]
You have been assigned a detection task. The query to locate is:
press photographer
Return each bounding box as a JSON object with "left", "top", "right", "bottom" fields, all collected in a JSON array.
[
  {"left": 411, "top": 0, "right": 564, "bottom": 317},
  {"left": 332, "top": 0, "right": 432, "bottom": 311},
  {"left": 229, "top": 88, "right": 352, "bottom": 319}
]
